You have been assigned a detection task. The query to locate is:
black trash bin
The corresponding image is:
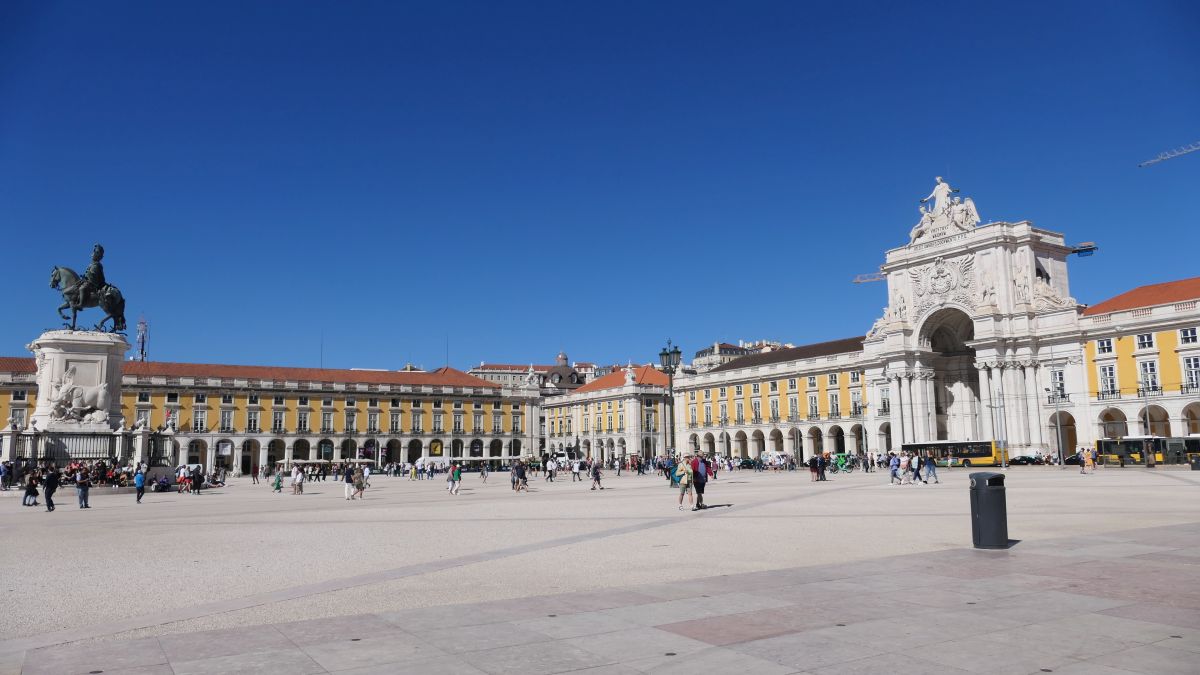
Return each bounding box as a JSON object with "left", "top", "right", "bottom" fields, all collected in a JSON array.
[
  {"left": 1190, "top": 455, "right": 1200, "bottom": 471},
  {"left": 969, "top": 471, "right": 1008, "bottom": 549}
]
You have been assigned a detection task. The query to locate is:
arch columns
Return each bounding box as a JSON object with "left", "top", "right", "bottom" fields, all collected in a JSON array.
[{"left": 976, "top": 364, "right": 996, "bottom": 441}]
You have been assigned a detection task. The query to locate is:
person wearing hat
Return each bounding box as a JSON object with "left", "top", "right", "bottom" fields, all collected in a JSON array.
[{"left": 675, "top": 453, "right": 695, "bottom": 511}]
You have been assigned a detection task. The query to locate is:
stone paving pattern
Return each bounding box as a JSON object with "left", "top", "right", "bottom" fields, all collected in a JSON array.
[{"left": 3, "top": 468, "right": 1199, "bottom": 674}]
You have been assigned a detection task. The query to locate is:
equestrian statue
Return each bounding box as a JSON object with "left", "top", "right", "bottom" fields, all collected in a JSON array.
[{"left": 49, "top": 244, "right": 127, "bottom": 332}]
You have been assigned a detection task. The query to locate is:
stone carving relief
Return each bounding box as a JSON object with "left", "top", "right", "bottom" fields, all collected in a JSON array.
[
  {"left": 1032, "top": 275, "right": 1076, "bottom": 310},
  {"left": 909, "top": 255, "right": 975, "bottom": 318},
  {"left": 48, "top": 365, "right": 110, "bottom": 425},
  {"left": 975, "top": 265, "right": 997, "bottom": 309},
  {"left": 909, "top": 177, "right": 980, "bottom": 243}
]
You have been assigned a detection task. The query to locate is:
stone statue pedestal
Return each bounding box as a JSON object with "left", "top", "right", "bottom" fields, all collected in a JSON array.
[{"left": 27, "top": 330, "right": 129, "bottom": 433}]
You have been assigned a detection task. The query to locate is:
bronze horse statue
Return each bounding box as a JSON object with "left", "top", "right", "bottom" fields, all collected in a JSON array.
[{"left": 50, "top": 266, "right": 127, "bottom": 332}]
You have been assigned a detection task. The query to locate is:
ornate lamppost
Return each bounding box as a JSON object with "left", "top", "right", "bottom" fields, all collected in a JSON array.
[{"left": 658, "top": 339, "right": 682, "bottom": 457}]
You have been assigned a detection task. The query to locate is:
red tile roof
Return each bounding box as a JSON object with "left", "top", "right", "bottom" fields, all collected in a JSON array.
[
  {"left": 1082, "top": 277, "right": 1200, "bottom": 316},
  {"left": 0, "top": 357, "right": 498, "bottom": 388},
  {"left": 573, "top": 365, "right": 668, "bottom": 394}
]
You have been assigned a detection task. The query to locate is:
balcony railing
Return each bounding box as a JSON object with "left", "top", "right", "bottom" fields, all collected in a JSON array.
[
  {"left": 452, "top": 428, "right": 466, "bottom": 435},
  {"left": 321, "top": 427, "right": 335, "bottom": 434},
  {"left": 827, "top": 411, "right": 842, "bottom": 420},
  {"left": 246, "top": 426, "right": 261, "bottom": 433},
  {"left": 218, "top": 426, "right": 235, "bottom": 434},
  {"left": 735, "top": 417, "right": 745, "bottom": 425},
  {"left": 1047, "top": 393, "right": 1070, "bottom": 405},
  {"left": 879, "top": 404, "right": 891, "bottom": 415},
  {"left": 808, "top": 413, "right": 820, "bottom": 421},
  {"left": 1097, "top": 390, "right": 1121, "bottom": 401},
  {"left": 769, "top": 415, "right": 781, "bottom": 424},
  {"left": 703, "top": 420, "right": 713, "bottom": 427},
  {"left": 1182, "top": 384, "right": 1199, "bottom": 395},
  {"left": 787, "top": 414, "right": 801, "bottom": 423},
  {"left": 850, "top": 407, "right": 864, "bottom": 418},
  {"left": 751, "top": 416, "right": 762, "bottom": 424},
  {"left": 718, "top": 417, "right": 729, "bottom": 426},
  {"left": 271, "top": 425, "right": 286, "bottom": 434},
  {"left": 1138, "top": 386, "right": 1163, "bottom": 398}
]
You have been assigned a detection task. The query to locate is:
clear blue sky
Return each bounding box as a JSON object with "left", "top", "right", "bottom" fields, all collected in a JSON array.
[{"left": 2, "top": 1, "right": 1197, "bottom": 371}]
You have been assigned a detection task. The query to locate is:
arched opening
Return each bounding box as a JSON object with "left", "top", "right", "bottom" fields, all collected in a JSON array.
[
  {"left": 407, "top": 439, "right": 423, "bottom": 463},
  {"left": 489, "top": 439, "right": 503, "bottom": 457},
  {"left": 827, "top": 425, "right": 846, "bottom": 454},
  {"left": 1184, "top": 403, "right": 1200, "bottom": 435},
  {"left": 617, "top": 438, "right": 627, "bottom": 458},
  {"left": 687, "top": 433, "right": 699, "bottom": 454},
  {"left": 1048, "top": 411, "right": 1077, "bottom": 458},
  {"left": 1137, "top": 405, "right": 1171, "bottom": 437},
  {"left": 605, "top": 438, "right": 615, "bottom": 461},
  {"left": 642, "top": 437, "right": 654, "bottom": 458},
  {"left": 341, "top": 438, "right": 358, "bottom": 459},
  {"left": 733, "top": 431, "right": 748, "bottom": 458},
  {"left": 849, "top": 424, "right": 865, "bottom": 454},
  {"left": 510, "top": 438, "right": 522, "bottom": 456},
  {"left": 215, "top": 439, "right": 234, "bottom": 472},
  {"left": 385, "top": 439, "right": 403, "bottom": 464},
  {"left": 878, "top": 422, "right": 892, "bottom": 453},
  {"left": 272, "top": 438, "right": 291, "bottom": 463},
  {"left": 362, "top": 439, "right": 379, "bottom": 461},
  {"left": 317, "top": 438, "right": 334, "bottom": 462},
  {"left": 750, "top": 430, "right": 765, "bottom": 458},
  {"left": 719, "top": 431, "right": 731, "bottom": 458},
  {"left": 789, "top": 428, "right": 803, "bottom": 459},
  {"left": 806, "top": 427, "right": 823, "bottom": 456},
  {"left": 703, "top": 433, "right": 716, "bottom": 456},
  {"left": 450, "top": 438, "right": 464, "bottom": 458},
  {"left": 291, "top": 437, "right": 309, "bottom": 461},
  {"left": 429, "top": 439, "right": 444, "bottom": 459},
  {"left": 918, "top": 307, "right": 979, "bottom": 441},
  {"left": 768, "top": 429, "right": 784, "bottom": 456},
  {"left": 241, "top": 439, "right": 260, "bottom": 474},
  {"left": 187, "top": 439, "right": 207, "bottom": 467},
  {"left": 470, "top": 438, "right": 483, "bottom": 458},
  {"left": 1099, "top": 408, "right": 1128, "bottom": 439}
]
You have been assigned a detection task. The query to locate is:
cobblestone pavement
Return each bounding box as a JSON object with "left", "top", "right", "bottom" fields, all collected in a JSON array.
[{"left": 3, "top": 467, "right": 1198, "bottom": 674}]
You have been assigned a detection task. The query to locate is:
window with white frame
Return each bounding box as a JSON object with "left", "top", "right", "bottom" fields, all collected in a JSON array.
[
  {"left": 273, "top": 395, "right": 284, "bottom": 405},
  {"left": 704, "top": 389, "right": 711, "bottom": 400},
  {"left": 246, "top": 410, "right": 259, "bottom": 431},
  {"left": 1136, "top": 333, "right": 1155, "bottom": 350},
  {"left": 193, "top": 410, "right": 207, "bottom": 432},
  {"left": 298, "top": 411, "right": 309, "bottom": 432},
  {"left": 788, "top": 396, "right": 797, "bottom": 417},
  {"left": 1185, "top": 356, "right": 1200, "bottom": 388},
  {"left": 272, "top": 411, "right": 285, "bottom": 432},
  {"left": 788, "top": 378, "right": 796, "bottom": 390},
  {"left": 735, "top": 401, "right": 744, "bottom": 421},
  {"left": 138, "top": 391, "right": 150, "bottom": 403},
  {"left": 1096, "top": 338, "right": 1113, "bottom": 354},
  {"left": 432, "top": 413, "right": 443, "bottom": 433},
  {"left": 345, "top": 410, "right": 357, "bottom": 431},
  {"left": 1099, "top": 365, "right": 1117, "bottom": 393},
  {"left": 851, "top": 391, "right": 862, "bottom": 415},
  {"left": 689, "top": 407, "right": 697, "bottom": 425},
  {"left": 689, "top": 391, "right": 696, "bottom": 401},
  {"left": 11, "top": 408, "right": 25, "bottom": 426},
  {"left": 166, "top": 392, "right": 179, "bottom": 404},
  {"left": 703, "top": 405, "right": 711, "bottom": 424},
  {"left": 735, "top": 385, "right": 743, "bottom": 396},
  {"left": 828, "top": 373, "right": 839, "bottom": 386},
  {"left": 752, "top": 383, "right": 760, "bottom": 394},
  {"left": 807, "top": 376, "right": 817, "bottom": 388},
  {"left": 808, "top": 394, "right": 819, "bottom": 416},
  {"left": 368, "top": 412, "right": 379, "bottom": 432},
  {"left": 719, "top": 403, "right": 727, "bottom": 422},
  {"left": 718, "top": 387, "right": 726, "bottom": 398},
  {"left": 136, "top": 409, "right": 150, "bottom": 427},
  {"left": 1049, "top": 369, "right": 1065, "bottom": 395},
  {"left": 389, "top": 412, "right": 400, "bottom": 431},
  {"left": 248, "top": 394, "right": 259, "bottom": 405},
  {"left": 493, "top": 414, "right": 503, "bottom": 434},
  {"left": 850, "top": 371, "right": 860, "bottom": 384},
  {"left": 769, "top": 399, "right": 779, "bottom": 419},
  {"left": 1138, "top": 361, "right": 1159, "bottom": 390},
  {"left": 828, "top": 393, "right": 840, "bottom": 415},
  {"left": 1181, "top": 327, "right": 1198, "bottom": 345},
  {"left": 751, "top": 400, "right": 761, "bottom": 420},
  {"left": 769, "top": 381, "right": 778, "bottom": 392},
  {"left": 322, "top": 411, "right": 334, "bottom": 432},
  {"left": 411, "top": 411, "right": 423, "bottom": 433},
  {"left": 452, "top": 413, "right": 463, "bottom": 432},
  {"left": 194, "top": 393, "right": 207, "bottom": 404},
  {"left": 474, "top": 413, "right": 483, "bottom": 431},
  {"left": 221, "top": 394, "right": 234, "bottom": 404}
]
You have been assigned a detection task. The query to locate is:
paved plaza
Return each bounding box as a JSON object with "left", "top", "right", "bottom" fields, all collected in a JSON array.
[{"left": 2, "top": 467, "right": 1199, "bottom": 674}]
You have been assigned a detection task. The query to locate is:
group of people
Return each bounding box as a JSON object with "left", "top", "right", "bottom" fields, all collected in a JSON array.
[
  {"left": 16, "top": 460, "right": 156, "bottom": 510},
  {"left": 886, "top": 451, "right": 940, "bottom": 485}
]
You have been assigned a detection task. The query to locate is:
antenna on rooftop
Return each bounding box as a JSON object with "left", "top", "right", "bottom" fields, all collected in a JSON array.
[
  {"left": 135, "top": 316, "right": 149, "bottom": 361},
  {"left": 1138, "top": 141, "right": 1200, "bottom": 167}
]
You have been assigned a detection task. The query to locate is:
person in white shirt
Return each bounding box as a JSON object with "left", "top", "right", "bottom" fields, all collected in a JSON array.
[
  {"left": 572, "top": 460, "right": 582, "bottom": 482},
  {"left": 546, "top": 459, "right": 557, "bottom": 482}
]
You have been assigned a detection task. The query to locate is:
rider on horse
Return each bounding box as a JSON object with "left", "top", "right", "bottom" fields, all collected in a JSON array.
[{"left": 68, "top": 244, "right": 107, "bottom": 308}]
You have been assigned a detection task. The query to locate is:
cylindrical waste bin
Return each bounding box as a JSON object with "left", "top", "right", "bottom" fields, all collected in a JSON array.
[
  {"left": 1190, "top": 455, "right": 1200, "bottom": 471},
  {"left": 969, "top": 472, "right": 1008, "bottom": 549}
]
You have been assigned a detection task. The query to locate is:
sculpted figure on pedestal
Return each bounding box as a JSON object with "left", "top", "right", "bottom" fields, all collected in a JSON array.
[
  {"left": 909, "top": 178, "right": 982, "bottom": 244},
  {"left": 50, "top": 244, "right": 127, "bottom": 332}
]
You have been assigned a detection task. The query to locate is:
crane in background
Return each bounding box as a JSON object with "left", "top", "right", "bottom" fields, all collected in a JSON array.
[{"left": 1138, "top": 141, "right": 1200, "bottom": 168}]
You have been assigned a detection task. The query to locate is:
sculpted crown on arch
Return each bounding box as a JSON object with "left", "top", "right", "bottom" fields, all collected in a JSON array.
[{"left": 909, "top": 177, "right": 980, "bottom": 244}]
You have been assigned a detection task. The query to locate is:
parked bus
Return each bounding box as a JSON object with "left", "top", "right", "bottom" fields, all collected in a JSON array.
[{"left": 900, "top": 440, "right": 1004, "bottom": 468}]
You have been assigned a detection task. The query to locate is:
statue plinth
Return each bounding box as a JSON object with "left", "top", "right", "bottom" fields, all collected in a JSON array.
[{"left": 27, "top": 330, "right": 129, "bottom": 433}]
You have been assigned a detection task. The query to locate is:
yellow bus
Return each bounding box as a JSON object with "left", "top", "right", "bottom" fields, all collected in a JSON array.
[
  {"left": 1095, "top": 436, "right": 1200, "bottom": 465},
  {"left": 900, "top": 440, "right": 1004, "bottom": 468}
]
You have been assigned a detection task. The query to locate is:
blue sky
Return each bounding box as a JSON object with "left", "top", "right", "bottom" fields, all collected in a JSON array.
[{"left": 2, "top": 1, "right": 1197, "bottom": 371}]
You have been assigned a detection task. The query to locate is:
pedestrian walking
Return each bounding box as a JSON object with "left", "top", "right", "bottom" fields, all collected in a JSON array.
[
  {"left": 134, "top": 470, "right": 145, "bottom": 503},
  {"left": 923, "top": 454, "right": 940, "bottom": 484},
  {"left": 75, "top": 467, "right": 92, "bottom": 508},
  {"left": 808, "top": 455, "right": 819, "bottom": 482},
  {"left": 191, "top": 465, "right": 204, "bottom": 495},
  {"left": 515, "top": 461, "right": 528, "bottom": 493},
  {"left": 572, "top": 460, "right": 581, "bottom": 482},
  {"left": 363, "top": 464, "right": 372, "bottom": 488},
  {"left": 480, "top": 463, "right": 489, "bottom": 483},
  {"left": 691, "top": 454, "right": 709, "bottom": 509},
  {"left": 353, "top": 467, "right": 367, "bottom": 499},
  {"left": 449, "top": 463, "right": 461, "bottom": 495},
  {"left": 22, "top": 471, "right": 39, "bottom": 507},
  {"left": 590, "top": 461, "right": 604, "bottom": 490},
  {"left": 44, "top": 467, "right": 59, "bottom": 512},
  {"left": 272, "top": 471, "right": 282, "bottom": 493},
  {"left": 912, "top": 453, "right": 923, "bottom": 484},
  {"left": 546, "top": 459, "right": 557, "bottom": 482},
  {"left": 343, "top": 464, "right": 355, "bottom": 500},
  {"left": 889, "top": 452, "right": 901, "bottom": 485}
]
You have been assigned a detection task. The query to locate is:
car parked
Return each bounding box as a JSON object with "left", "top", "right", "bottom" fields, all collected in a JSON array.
[{"left": 1008, "top": 455, "right": 1044, "bottom": 465}]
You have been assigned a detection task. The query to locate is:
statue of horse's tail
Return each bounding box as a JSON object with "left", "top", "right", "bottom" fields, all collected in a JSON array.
[{"left": 104, "top": 286, "right": 127, "bottom": 332}]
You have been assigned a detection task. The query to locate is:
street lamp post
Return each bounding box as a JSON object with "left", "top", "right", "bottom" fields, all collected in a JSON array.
[
  {"left": 1045, "top": 386, "right": 1065, "bottom": 468},
  {"left": 659, "top": 339, "right": 682, "bottom": 458}
]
